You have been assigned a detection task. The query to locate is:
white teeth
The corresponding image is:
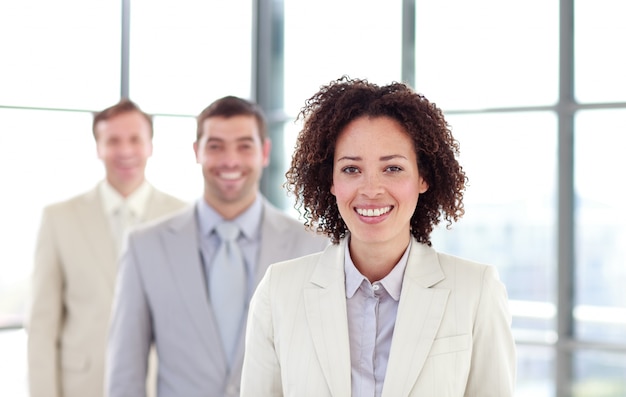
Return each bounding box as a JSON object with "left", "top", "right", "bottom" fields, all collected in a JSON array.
[
  {"left": 219, "top": 171, "right": 242, "bottom": 180},
  {"left": 356, "top": 207, "right": 391, "bottom": 217}
]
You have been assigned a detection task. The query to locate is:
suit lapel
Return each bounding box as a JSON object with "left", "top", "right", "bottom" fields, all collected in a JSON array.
[
  {"left": 304, "top": 242, "right": 352, "bottom": 397},
  {"left": 163, "top": 206, "right": 227, "bottom": 365},
  {"left": 382, "top": 241, "right": 449, "bottom": 397},
  {"left": 75, "top": 187, "right": 118, "bottom": 289},
  {"left": 255, "top": 201, "right": 290, "bottom": 284}
]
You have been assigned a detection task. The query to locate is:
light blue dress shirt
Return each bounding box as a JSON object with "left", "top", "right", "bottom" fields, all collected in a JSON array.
[{"left": 345, "top": 238, "right": 411, "bottom": 397}]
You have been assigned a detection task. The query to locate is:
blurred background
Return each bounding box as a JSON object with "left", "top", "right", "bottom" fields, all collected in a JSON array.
[{"left": 0, "top": 0, "right": 624, "bottom": 396}]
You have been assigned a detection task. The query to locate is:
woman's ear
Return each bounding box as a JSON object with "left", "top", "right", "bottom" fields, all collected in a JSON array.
[{"left": 419, "top": 176, "right": 429, "bottom": 194}]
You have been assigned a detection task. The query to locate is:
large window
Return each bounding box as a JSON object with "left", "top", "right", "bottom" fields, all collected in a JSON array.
[
  {"left": 416, "top": 0, "right": 626, "bottom": 396},
  {"left": 1, "top": 1, "right": 625, "bottom": 396}
]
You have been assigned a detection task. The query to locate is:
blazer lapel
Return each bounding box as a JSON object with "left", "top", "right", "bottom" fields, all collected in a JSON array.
[
  {"left": 76, "top": 187, "right": 118, "bottom": 289},
  {"left": 382, "top": 241, "right": 449, "bottom": 397},
  {"left": 255, "top": 200, "right": 290, "bottom": 284},
  {"left": 304, "top": 241, "right": 352, "bottom": 397},
  {"left": 164, "top": 206, "right": 227, "bottom": 365}
]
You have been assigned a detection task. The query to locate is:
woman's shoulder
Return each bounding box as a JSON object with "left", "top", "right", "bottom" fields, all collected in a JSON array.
[
  {"left": 436, "top": 250, "right": 490, "bottom": 269},
  {"left": 267, "top": 243, "right": 342, "bottom": 281},
  {"left": 430, "top": 249, "right": 503, "bottom": 287},
  {"left": 271, "top": 246, "right": 331, "bottom": 273}
]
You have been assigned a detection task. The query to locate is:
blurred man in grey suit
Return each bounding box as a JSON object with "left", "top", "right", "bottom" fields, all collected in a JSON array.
[
  {"left": 106, "top": 96, "right": 328, "bottom": 397},
  {"left": 27, "top": 99, "right": 187, "bottom": 397}
]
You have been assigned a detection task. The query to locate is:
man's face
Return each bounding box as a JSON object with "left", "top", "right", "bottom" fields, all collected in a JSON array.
[
  {"left": 95, "top": 110, "right": 153, "bottom": 195},
  {"left": 194, "top": 115, "right": 270, "bottom": 217}
]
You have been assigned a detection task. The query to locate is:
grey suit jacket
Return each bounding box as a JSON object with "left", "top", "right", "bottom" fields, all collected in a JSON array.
[
  {"left": 106, "top": 197, "right": 329, "bottom": 397},
  {"left": 27, "top": 184, "right": 187, "bottom": 397},
  {"left": 241, "top": 237, "right": 517, "bottom": 397}
]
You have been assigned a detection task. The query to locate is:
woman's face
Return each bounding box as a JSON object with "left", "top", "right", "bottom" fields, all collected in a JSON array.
[{"left": 331, "top": 116, "right": 428, "bottom": 247}]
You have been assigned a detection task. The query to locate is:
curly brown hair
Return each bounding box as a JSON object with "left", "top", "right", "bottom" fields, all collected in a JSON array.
[{"left": 286, "top": 76, "right": 467, "bottom": 246}]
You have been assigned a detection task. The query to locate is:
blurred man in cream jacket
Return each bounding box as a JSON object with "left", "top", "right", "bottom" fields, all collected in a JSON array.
[{"left": 27, "top": 99, "right": 187, "bottom": 397}]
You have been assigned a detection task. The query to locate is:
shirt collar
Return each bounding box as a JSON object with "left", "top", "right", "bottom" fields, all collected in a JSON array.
[
  {"left": 196, "top": 195, "right": 263, "bottom": 240},
  {"left": 99, "top": 180, "right": 153, "bottom": 219},
  {"left": 344, "top": 236, "right": 411, "bottom": 301}
]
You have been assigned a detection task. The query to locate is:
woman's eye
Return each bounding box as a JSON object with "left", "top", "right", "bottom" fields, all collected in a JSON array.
[
  {"left": 386, "top": 166, "right": 402, "bottom": 172},
  {"left": 342, "top": 166, "right": 359, "bottom": 174}
]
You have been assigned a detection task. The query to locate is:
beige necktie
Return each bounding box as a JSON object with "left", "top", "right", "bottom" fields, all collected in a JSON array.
[{"left": 114, "top": 203, "right": 134, "bottom": 253}]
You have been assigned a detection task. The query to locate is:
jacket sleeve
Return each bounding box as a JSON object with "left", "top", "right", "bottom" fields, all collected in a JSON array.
[
  {"left": 106, "top": 235, "right": 153, "bottom": 397},
  {"left": 27, "top": 207, "right": 63, "bottom": 397},
  {"left": 464, "top": 265, "right": 517, "bottom": 396}
]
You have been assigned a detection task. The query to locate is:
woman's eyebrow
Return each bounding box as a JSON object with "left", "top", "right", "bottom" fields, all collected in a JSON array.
[
  {"left": 336, "top": 155, "right": 361, "bottom": 162},
  {"left": 337, "top": 154, "right": 408, "bottom": 162},
  {"left": 380, "top": 154, "right": 408, "bottom": 161}
]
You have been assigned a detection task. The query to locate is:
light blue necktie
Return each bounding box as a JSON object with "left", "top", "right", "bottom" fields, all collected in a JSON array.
[{"left": 209, "top": 221, "right": 247, "bottom": 365}]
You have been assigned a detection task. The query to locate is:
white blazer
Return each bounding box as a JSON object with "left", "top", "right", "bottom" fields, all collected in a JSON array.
[{"left": 241, "top": 237, "right": 516, "bottom": 397}]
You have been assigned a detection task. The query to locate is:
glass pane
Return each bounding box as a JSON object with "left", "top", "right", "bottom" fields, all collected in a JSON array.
[
  {"left": 430, "top": 112, "right": 558, "bottom": 342},
  {"left": 574, "top": 109, "right": 626, "bottom": 343},
  {"left": 130, "top": 0, "right": 253, "bottom": 115},
  {"left": 0, "top": 329, "right": 28, "bottom": 397},
  {"left": 278, "top": 121, "right": 304, "bottom": 218},
  {"left": 147, "top": 115, "right": 202, "bottom": 202},
  {"left": 575, "top": 0, "right": 626, "bottom": 103},
  {"left": 260, "top": 122, "right": 291, "bottom": 211},
  {"left": 0, "top": 109, "right": 100, "bottom": 327},
  {"left": 573, "top": 350, "right": 626, "bottom": 397},
  {"left": 0, "top": 0, "right": 120, "bottom": 110},
  {"left": 284, "top": 0, "right": 403, "bottom": 116},
  {"left": 516, "top": 345, "right": 555, "bottom": 397},
  {"left": 415, "top": 0, "right": 559, "bottom": 110}
]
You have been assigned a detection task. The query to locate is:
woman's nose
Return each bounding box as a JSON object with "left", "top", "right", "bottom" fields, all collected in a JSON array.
[{"left": 359, "top": 173, "right": 384, "bottom": 197}]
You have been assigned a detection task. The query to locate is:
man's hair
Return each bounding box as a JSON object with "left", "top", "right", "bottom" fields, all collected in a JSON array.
[
  {"left": 196, "top": 96, "right": 267, "bottom": 141},
  {"left": 92, "top": 98, "right": 153, "bottom": 139}
]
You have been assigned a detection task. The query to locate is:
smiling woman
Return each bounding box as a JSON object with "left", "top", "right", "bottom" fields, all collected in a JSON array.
[{"left": 240, "top": 77, "right": 517, "bottom": 397}]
